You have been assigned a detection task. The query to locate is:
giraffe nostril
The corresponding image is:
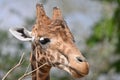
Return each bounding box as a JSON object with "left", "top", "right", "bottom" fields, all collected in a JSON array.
[{"left": 76, "top": 57, "right": 83, "bottom": 62}]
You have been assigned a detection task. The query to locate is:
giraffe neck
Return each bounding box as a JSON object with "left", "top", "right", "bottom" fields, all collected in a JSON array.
[
  {"left": 31, "top": 53, "right": 51, "bottom": 80},
  {"left": 36, "top": 62, "right": 51, "bottom": 80},
  {"left": 31, "top": 43, "right": 51, "bottom": 80}
]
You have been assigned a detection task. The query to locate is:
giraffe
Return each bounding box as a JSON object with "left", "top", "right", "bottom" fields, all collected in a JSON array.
[{"left": 9, "top": 4, "right": 89, "bottom": 80}]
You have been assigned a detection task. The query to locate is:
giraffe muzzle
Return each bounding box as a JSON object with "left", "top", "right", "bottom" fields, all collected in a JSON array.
[{"left": 67, "top": 54, "right": 89, "bottom": 78}]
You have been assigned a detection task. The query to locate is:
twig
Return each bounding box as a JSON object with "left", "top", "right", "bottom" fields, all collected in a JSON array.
[
  {"left": 2, "top": 53, "right": 25, "bottom": 80},
  {"left": 24, "top": 63, "right": 31, "bottom": 74},
  {"left": 18, "top": 63, "right": 48, "bottom": 80}
]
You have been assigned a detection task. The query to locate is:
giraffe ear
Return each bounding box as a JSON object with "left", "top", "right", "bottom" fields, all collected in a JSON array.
[{"left": 9, "top": 28, "right": 32, "bottom": 41}]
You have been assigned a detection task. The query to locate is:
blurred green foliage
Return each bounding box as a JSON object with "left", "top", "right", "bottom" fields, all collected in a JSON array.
[
  {"left": 87, "top": 18, "right": 114, "bottom": 47},
  {"left": 0, "top": 52, "right": 29, "bottom": 80},
  {"left": 0, "top": 30, "right": 29, "bottom": 79},
  {"left": 87, "top": 0, "right": 120, "bottom": 73},
  {"left": 0, "top": 30, "right": 8, "bottom": 43},
  {"left": 51, "top": 76, "right": 71, "bottom": 80},
  {"left": 112, "top": 0, "right": 120, "bottom": 72}
]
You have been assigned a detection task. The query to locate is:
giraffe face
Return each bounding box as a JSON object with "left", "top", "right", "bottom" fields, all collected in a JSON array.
[
  {"left": 30, "top": 19, "right": 89, "bottom": 78},
  {"left": 9, "top": 4, "right": 89, "bottom": 78}
]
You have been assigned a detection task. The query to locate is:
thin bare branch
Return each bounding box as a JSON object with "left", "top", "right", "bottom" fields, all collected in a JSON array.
[
  {"left": 24, "top": 63, "right": 31, "bottom": 74},
  {"left": 2, "top": 53, "right": 25, "bottom": 80},
  {"left": 18, "top": 63, "right": 48, "bottom": 80}
]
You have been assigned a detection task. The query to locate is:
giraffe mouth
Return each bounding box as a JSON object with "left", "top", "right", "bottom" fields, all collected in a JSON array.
[
  {"left": 68, "top": 66, "right": 87, "bottom": 78},
  {"left": 53, "top": 62, "right": 87, "bottom": 78}
]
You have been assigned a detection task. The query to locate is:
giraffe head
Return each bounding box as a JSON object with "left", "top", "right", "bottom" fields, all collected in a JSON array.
[{"left": 9, "top": 4, "right": 89, "bottom": 78}]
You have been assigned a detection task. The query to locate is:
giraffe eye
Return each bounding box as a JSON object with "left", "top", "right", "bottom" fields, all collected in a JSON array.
[{"left": 39, "top": 37, "right": 50, "bottom": 45}]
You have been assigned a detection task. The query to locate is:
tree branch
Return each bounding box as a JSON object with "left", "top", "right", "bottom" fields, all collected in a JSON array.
[
  {"left": 2, "top": 53, "right": 25, "bottom": 80},
  {"left": 18, "top": 63, "right": 48, "bottom": 80}
]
